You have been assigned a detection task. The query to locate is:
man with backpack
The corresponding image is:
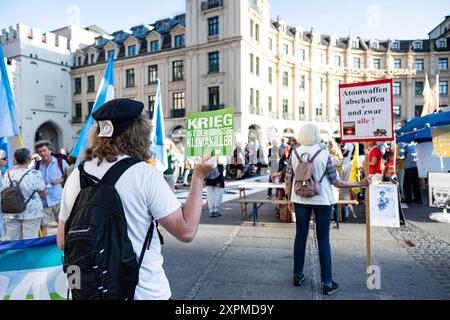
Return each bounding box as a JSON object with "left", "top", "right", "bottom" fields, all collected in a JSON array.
[
  {"left": 57, "top": 98, "right": 214, "bottom": 300},
  {"left": 35, "top": 140, "right": 69, "bottom": 237}
]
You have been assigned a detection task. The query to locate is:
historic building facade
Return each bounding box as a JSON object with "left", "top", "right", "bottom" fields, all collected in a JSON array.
[{"left": 71, "top": 0, "right": 449, "bottom": 146}]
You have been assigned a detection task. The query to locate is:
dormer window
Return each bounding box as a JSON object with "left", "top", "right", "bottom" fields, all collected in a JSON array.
[
  {"left": 150, "top": 40, "right": 159, "bottom": 52},
  {"left": 128, "top": 45, "right": 137, "bottom": 57},
  {"left": 334, "top": 38, "right": 339, "bottom": 47},
  {"left": 371, "top": 41, "right": 378, "bottom": 50},
  {"left": 175, "top": 34, "right": 185, "bottom": 48},
  {"left": 391, "top": 41, "right": 399, "bottom": 50},
  {"left": 77, "top": 56, "right": 82, "bottom": 66},
  {"left": 351, "top": 40, "right": 359, "bottom": 49},
  {"left": 413, "top": 41, "right": 422, "bottom": 50},
  {"left": 108, "top": 50, "right": 116, "bottom": 60},
  {"left": 90, "top": 54, "right": 95, "bottom": 64},
  {"left": 437, "top": 40, "right": 446, "bottom": 49}
]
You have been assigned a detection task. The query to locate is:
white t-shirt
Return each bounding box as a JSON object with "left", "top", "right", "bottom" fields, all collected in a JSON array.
[{"left": 59, "top": 155, "right": 181, "bottom": 300}]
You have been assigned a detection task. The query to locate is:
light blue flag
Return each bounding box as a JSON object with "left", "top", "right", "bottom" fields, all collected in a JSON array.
[
  {"left": 0, "top": 44, "right": 20, "bottom": 138},
  {"left": 149, "top": 79, "right": 168, "bottom": 172},
  {"left": 0, "top": 137, "right": 13, "bottom": 173},
  {"left": 0, "top": 236, "right": 67, "bottom": 300},
  {"left": 71, "top": 53, "right": 115, "bottom": 163}
]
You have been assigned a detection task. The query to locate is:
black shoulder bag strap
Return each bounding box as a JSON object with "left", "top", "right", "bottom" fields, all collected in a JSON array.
[{"left": 100, "top": 158, "right": 165, "bottom": 267}]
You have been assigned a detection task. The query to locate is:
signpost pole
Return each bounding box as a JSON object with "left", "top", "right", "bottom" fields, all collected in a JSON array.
[{"left": 364, "top": 142, "right": 372, "bottom": 279}]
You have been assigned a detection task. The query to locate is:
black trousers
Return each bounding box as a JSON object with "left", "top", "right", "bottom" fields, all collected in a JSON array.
[{"left": 403, "top": 167, "right": 422, "bottom": 202}]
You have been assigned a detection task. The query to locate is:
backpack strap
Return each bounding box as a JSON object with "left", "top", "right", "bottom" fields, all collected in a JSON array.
[
  {"left": 293, "top": 147, "right": 302, "bottom": 162},
  {"left": 310, "top": 149, "right": 323, "bottom": 163},
  {"left": 15, "top": 169, "right": 33, "bottom": 188},
  {"left": 101, "top": 158, "right": 141, "bottom": 186},
  {"left": 57, "top": 157, "right": 64, "bottom": 177}
]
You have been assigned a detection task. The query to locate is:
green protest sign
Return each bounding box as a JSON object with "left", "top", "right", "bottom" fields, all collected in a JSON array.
[{"left": 185, "top": 107, "right": 234, "bottom": 157}]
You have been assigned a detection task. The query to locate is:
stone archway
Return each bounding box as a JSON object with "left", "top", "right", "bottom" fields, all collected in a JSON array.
[
  {"left": 35, "top": 122, "right": 62, "bottom": 151},
  {"left": 248, "top": 124, "right": 262, "bottom": 144}
]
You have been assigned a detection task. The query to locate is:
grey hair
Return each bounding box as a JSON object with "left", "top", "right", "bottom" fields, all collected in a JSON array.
[
  {"left": 298, "top": 123, "right": 321, "bottom": 146},
  {"left": 35, "top": 140, "right": 54, "bottom": 153},
  {"left": 14, "top": 148, "right": 32, "bottom": 165}
]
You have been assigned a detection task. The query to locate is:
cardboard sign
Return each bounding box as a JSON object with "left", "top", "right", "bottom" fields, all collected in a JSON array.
[
  {"left": 339, "top": 79, "right": 394, "bottom": 142},
  {"left": 431, "top": 125, "right": 450, "bottom": 158},
  {"left": 428, "top": 172, "right": 450, "bottom": 210},
  {"left": 369, "top": 183, "right": 400, "bottom": 228},
  {"left": 185, "top": 107, "right": 234, "bottom": 157}
]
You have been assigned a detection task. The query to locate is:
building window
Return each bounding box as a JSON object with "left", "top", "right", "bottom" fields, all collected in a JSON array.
[
  {"left": 173, "top": 92, "right": 185, "bottom": 110},
  {"left": 438, "top": 58, "right": 448, "bottom": 70},
  {"left": 373, "top": 58, "right": 380, "bottom": 70},
  {"left": 440, "top": 81, "right": 448, "bottom": 95},
  {"left": 150, "top": 40, "right": 159, "bottom": 52},
  {"left": 282, "top": 99, "right": 289, "bottom": 114},
  {"left": 126, "top": 69, "right": 135, "bottom": 87},
  {"left": 283, "top": 44, "right": 289, "bottom": 55},
  {"left": 108, "top": 50, "right": 115, "bottom": 59},
  {"left": 393, "top": 105, "right": 401, "bottom": 118},
  {"left": 87, "top": 75, "right": 95, "bottom": 93},
  {"left": 334, "top": 55, "right": 341, "bottom": 67},
  {"left": 208, "top": 17, "right": 219, "bottom": 36},
  {"left": 268, "top": 67, "right": 273, "bottom": 84},
  {"left": 249, "top": 88, "right": 254, "bottom": 109},
  {"left": 268, "top": 96, "right": 273, "bottom": 112},
  {"left": 415, "top": 105, "right": 423, "bottom": 117},
  {"left": 393, "top": 82, "right": 401, "bottom": 96},
  {"left": 415, "top": 59, "right": 424, "bottom": 70},
  {"left": 255, "top": 56, "right": 260, "bottom": 76},
  {"left": 333, "top": 80, "right": 341, "bottom": 95},
  {"left": 283, "top": 71, "right": 288, "bottom": 87},
  {"left": 371, "top": 42, "right": 378, "bottom": 50},
  {"left": 74, "top": 103, "right": 82, "bottom": 118},
  {"left": 394, "top": 59, "right": 401, "bottom": 69},
  {"left": 269, "top": 38, "right": 273, "bottom": 51},
  {"left": 299, "top": 101, "right": 305, "bottom": 115},
  {"left": 299, "top": 49, "right": 305, "bottom": 62},
  {"left": 353, "top": 57, "right": 361, "bottom": 69},
  {"left": 351, "top": 40, "right": 359, "bottom": 49},
  {"left": 128, "top": 45, "right": 136, "bottom": 57},
  {"left": 88, "top": 102, "right": 94, "bottom": 115},
  {"left": 391, "top": 42, "right": 399, "bottom": 50},
  {"left": 415, "top": 82, "right": 424, "bottom": 96},
  {"left": 316, "top": 104, "right": 323, "bottom": 116},
  {"left": 250, "top": 19, "right": 254, "bottom": 38},
  {"left": 208, "top": 87, "right": 220, "bottom": 106},
  {"left": 299, "top": 75, "right": 306, "bottom": 91},
  {"left": 208, "top": 51, "right": 220, "bottom": 73},
  {"left": 413, "top": 41, "right": 422, "bottom": 50},
  {"left": 77, "top": 56, "right": 82, "bottom": 66},
  {"left": 148, "top": 65, "right": 158, "bottom": 84},
  {"left": 173, "top": 60, "right": 184, "bottom": 81},
  {"left": 175, "top": 35, "right": 185, "bottom": 48},
  {"left": 250, "top": 53, "right": 254, "bottom": 73},
  {"left": 319, "top": 78, "right": 324, "bottom": 93},
  {"left": 74, "top": 78, "right": 82, "bottom": 94},
  {"left": 437, "top": 40, "right": 446, "bottom": 49},
  {"left": 148, "top": 95, "right": 155, "bottom": 119},
  {"left": 255, "top": 90, "right": 260, "bottom": 109},
  {"left": 255, "top": 24, "right": 260, "bottom": 42},
  {"left": 90, "top": 54, "right": 95, "bottom": 64}
]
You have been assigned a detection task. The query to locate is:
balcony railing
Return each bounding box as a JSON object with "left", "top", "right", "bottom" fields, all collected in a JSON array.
[
  {"left": 201, "top": 0, "right": 223, "bottom": 11},
  {"left": 172, "top": 109, "right": 186, "bottom": 118},
  {"left": 71, "top": 117, "right": 82, "bottom": 124},
  {"left": 298, "top": 114, "right": 308, "bottom": 121},
  {"left": 282, "top": 113, "right": 294, "bottom": 120},
  {"left": 202, "top": 104, "right": 225, "bottom": 112}
]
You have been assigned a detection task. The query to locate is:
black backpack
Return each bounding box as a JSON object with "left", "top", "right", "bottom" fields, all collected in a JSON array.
[{"left": 63, "top": 157, "right": 163, "bottom": 300}]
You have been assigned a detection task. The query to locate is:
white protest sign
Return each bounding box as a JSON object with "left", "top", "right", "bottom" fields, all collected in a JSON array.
[
  {"left": 369, "top": 183, "right": 400, "bottom": 228},
  {"left": 339, "top": 79, "right": 394, "bottom": 142}
]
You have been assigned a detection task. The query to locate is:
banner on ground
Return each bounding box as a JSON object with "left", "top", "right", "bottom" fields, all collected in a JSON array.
[
  {"left": 339, "top": 79, "right": 394, "bottom": 142},
  {"left": 431, "top": 124, "right": 450, "bottom": 158},
  {"left": 185, "top": 108, "right": 234, "bottom": 157},
  {"left": 0, "top": 236, "right": 67, "bottom": 300}
]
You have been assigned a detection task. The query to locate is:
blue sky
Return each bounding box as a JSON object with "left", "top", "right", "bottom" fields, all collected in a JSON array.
[{"left": 1, "top": 0, "right": 449, "bottom": 40}]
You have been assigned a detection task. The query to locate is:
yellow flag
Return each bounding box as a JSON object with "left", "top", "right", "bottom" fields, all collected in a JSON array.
[{"left": 349, "top": 143, "right": 360, "bottom": 195}]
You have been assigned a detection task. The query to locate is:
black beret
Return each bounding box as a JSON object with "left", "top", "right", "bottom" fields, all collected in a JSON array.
[{"left": 92, "top": 98, "right": 144, "bottom": 138}]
